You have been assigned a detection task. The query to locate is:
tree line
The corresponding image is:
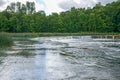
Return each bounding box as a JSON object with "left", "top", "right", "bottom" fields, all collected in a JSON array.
[{"left": 0, "top": 1, "right": 120, "bottom": 33}]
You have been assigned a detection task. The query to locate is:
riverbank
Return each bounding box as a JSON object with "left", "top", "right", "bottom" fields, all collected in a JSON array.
[{"left": 7, "top": 32, "right": 120, "bottom": 37}]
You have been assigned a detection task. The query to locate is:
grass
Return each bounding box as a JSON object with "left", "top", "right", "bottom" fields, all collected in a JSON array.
[
  {"left": 0, "top": 33, "right": 13, "bottom": 48},
  {"left": 0, "top": 51, "right": 8, "bottom": 57},
  {"left": 0, "top": 50, "right": 35, "bottom": 57},
  {"left": 14, "top": 50, "right": 35, "bottom": 57},
  {"left": 60, "top": 52, "right": 76, "bottom": 58},
  {"left": 9, "top": 32, "right": 120, "bottom": 37},
  {"left": 9, "top": 33, "right": 39, "bottom": 37}
]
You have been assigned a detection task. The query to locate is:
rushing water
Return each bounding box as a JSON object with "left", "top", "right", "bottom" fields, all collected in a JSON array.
[{"left": 0, "top": 36, "right": 120, "bottom": 80}]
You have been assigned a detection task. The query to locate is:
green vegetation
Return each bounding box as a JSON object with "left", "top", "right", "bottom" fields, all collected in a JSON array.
[
  {"left": 0, "top": 33, "right": 13, "bottom": 48},
  {"left": 0, "top": 50, "right": 34, "bottom": 57},
  {"left": 14, "top": 50, "right": 35, "bottom": 57},
  {"left": 0, "top": 1, "right": 120, "bottom": 33},
  {"left": 0, "top": 51, "right": 8, "bottom": 57},
  {"left": 9, "top": 33, "right": 120, "bottom": 37}
]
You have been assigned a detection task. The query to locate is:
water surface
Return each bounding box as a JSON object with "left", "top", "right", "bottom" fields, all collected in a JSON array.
[{"left": 0, "top": 36, "right": 120, "bottom": 80}]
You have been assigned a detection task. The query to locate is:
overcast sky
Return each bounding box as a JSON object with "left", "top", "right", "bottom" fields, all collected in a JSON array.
[{"left": 0, "top": 0, "right": 117, "bottom": 15}]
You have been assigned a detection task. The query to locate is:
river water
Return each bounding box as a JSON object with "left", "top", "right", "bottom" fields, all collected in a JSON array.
[{"left": 0, "top": 36, "right": 120, "bottom": 80}]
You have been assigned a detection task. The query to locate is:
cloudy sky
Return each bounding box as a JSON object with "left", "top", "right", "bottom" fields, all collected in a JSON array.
[{"left": 0, "top": 0, "right": 117, "bottom": 15}]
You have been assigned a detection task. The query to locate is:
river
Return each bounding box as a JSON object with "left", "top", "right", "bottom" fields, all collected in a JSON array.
[{"left": 0, "top": 36, "right": 120, "bottom": 80}]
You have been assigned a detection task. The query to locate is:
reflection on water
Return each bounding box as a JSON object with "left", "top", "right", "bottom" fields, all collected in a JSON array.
[{"left": 0, "top": 36, "right": 120, "bottom": 80}]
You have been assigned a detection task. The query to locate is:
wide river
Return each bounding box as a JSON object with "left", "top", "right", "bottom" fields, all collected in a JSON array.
[{"left": 0, "top": 36, "right": 120, "bottom": 80}]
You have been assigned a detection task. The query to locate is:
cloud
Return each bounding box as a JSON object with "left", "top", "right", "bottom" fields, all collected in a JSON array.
[
  {"left": 0, "top": 0, "right": 8, "bottom": 11},
  {"left": 59, "top": 0, "right": 96, "bottom": 10},
  {"left": 96, "top": 0, "right": 117, "bottom": 5},
  {"left": 0, "top": 0, "right": 6, "bottom": 6},
  {"left": 0, "top": 0, "right": 117, "bottom": 14},
  {"left": 43, "top": 0, "right": 64, "bottom": 15},
  {"left": 59, "top": 0, "right": 80, "bottom": 10},
  {"left": 59, "top": 0, "right": 117, "bottom": 10}
]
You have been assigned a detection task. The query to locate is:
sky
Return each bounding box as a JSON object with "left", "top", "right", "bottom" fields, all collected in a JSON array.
[{"left": 0, "top": 0, "right": 117, "bottom": 15}]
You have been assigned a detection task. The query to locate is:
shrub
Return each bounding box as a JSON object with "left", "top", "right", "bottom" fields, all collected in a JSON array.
[
  {"left": 15, "top": 50, "right": 35, "bottom": 57},
  {"left": 0, "top": 33, "right": 13, "bottom": 48}
]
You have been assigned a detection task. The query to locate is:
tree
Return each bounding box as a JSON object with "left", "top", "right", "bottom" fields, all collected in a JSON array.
[
  {"left": 26, "top": 2, "right": 35, "bottom": 14},
  {"left": 0, "top": 12, "right": 9, "bottom": 31},
  {"left": 0, "top": 1, "right": 120, "bottom": 33}
]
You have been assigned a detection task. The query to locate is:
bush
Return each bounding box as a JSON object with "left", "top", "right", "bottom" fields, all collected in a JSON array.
[{"left": 0, "top": 33, "right": 13, "bottom": 48}]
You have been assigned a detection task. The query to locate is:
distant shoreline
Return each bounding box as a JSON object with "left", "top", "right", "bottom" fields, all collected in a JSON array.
[{"left": 2, "top": 32, "right": 119, "bottom": 37}]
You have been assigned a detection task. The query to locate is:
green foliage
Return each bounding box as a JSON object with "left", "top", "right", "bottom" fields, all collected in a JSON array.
[
  {"left": 0, "top": 1, "right": 120, "bottom": 33},
  {"left": 14, "top": 50, "right": 35, "bottom": 57},
  {"left": 0, "top": 52, "right": 8, "bottom": 57},
  {"left": 0, "top": 33, "right": 13, "bottom": 48}
]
